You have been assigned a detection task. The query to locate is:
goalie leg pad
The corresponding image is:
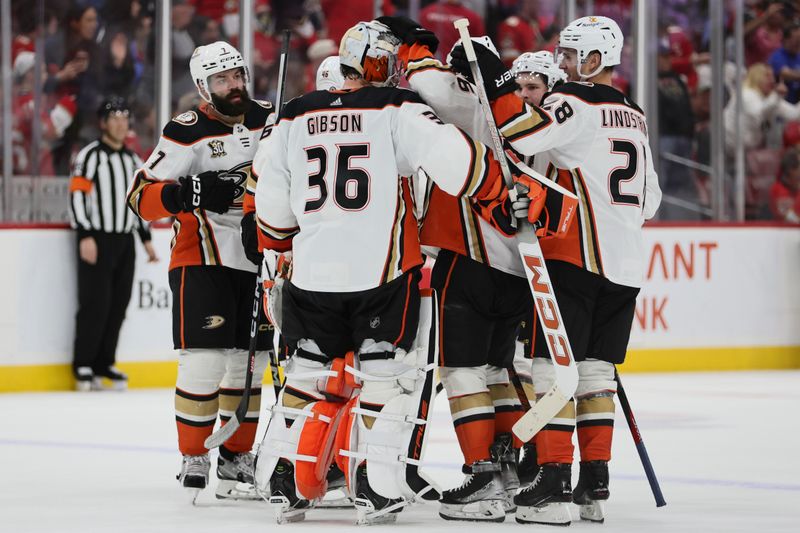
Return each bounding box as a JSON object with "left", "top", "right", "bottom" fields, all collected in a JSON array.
[
  {"left": 340, "top": 292, "right": 440, "bottom": 506},
  {"left": 254, "top": 349, "right": 348, "bottom": 501}
]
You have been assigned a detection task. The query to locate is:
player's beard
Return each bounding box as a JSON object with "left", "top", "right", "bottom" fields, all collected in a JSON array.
[{"left": 211, "top": 88, "right": 252, "bottom": 117}]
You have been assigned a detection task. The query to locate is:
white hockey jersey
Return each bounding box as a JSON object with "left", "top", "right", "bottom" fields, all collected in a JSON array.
[
  {"left": 127, "top": 101, "right": 274, "bottom": 272},
  {"left": 253, "top": 86, "right": 506, "bottom": 293},
  {"left": 404, "top": 46, "right": 524, "bottom": 277},
  {"left": 492, "top": 82, "right": 662, "bottom": 287}
]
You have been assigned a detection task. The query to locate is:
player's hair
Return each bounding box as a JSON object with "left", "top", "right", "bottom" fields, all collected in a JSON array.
[{"left": 340, "top": 64, "right": 362, "bottom": 80}]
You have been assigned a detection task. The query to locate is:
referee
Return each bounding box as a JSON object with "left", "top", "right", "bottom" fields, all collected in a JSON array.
[{"left": 69, "top": 97, "right": 159, "bottom": 391}]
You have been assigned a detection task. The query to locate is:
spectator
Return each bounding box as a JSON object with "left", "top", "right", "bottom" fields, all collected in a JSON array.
[
  {"left": 745, "top": 2, "right": 785, "bottom": 66},
  {"left": 321, "top": 0, "right": 394, "bottom": 43},
  {"left": 665, "top": 24, "right": 709, "bottom": 91},
  {"left": 12, "top": 51, "right": 77, "bottom": 176},
  {"left": 769, "top": 147, "right": 800, "bottom": 221},
  {"left": 44, "top": 5, "right": 101, "bottom": 174},
  {"left": 495, "top": 0, "right": 553, "bottom": 66},
  {"left": 657, "top": 38, "right": 698, "bottom": 219},
  {"left": 169, "top": 0, "right": 198, "bottom": 107},
  {"left": 420, "top": 0, "right": 484, "bottom": 62},
  {"left": 724, "top": 63, "right": 800, "bottom": 152},
  {"left": 769, "top": 24, "right": 800, "bottom": 103},
  {"left": 69, "top": 98, "right": 158, "bottom": 392}
]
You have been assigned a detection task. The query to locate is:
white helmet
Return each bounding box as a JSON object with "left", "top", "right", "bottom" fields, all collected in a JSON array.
[
  {"left": 558, "top": 16, "right": 623, "bottom": 77},
  {"left": 339, "top": 21, "right": 401, "bottom": 87},
  {"left": 316, "top": 56, "right": 345, "bottom": 91},
  {"left": 190, "top": 41, "right": 250, "bottom": 102},
  {"left": 446, "top": 36, "right": 499, "bottom": 65},
  {"left": 512, "top": 51, "right": 567, "bottom": 91}
]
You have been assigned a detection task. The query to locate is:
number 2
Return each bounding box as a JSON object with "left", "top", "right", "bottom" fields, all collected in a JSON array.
[{"left": 608, "top": 139, "right": 641, "bottom": 206}]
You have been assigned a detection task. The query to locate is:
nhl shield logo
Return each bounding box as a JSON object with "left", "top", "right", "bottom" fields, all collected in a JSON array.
[
  {"left": 208, "top": 139, "right": 227, "bottom": 158},
  {"left": 369, "top": 316, "right": 381, "bottom": 329}
]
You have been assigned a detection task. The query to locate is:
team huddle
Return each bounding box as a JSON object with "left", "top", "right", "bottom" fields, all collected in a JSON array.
[{"left": 127, "top": 13, "right": 660, "bottom": 527}]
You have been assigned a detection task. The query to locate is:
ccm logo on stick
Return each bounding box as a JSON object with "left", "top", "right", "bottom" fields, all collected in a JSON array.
[{"left": 523, "top": 255, "right": 573, "bottom": 367}]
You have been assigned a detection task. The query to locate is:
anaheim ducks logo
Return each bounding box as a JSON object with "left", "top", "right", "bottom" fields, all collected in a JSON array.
[
  {"left": 202, "top": 315, "right": 226, "bottom": 329},
  {"left": 223, "top": 161, "right": 251, "bottom": 207}
]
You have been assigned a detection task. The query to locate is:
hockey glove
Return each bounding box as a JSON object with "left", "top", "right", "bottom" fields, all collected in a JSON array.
[
  {"left": 449, "top": 41, "right": 517, "bottom": 101},
  {"left": 376, "top": 16, "right": 439, "bottom": 53},
  {"left": 240, "top": 211, "right": 262, "bottom": 265},
  {"left": 174, "top": 170, "right": 237, "bottom": 214},
  {"left": 512, "top": 174, "right": 547, "bottom": 225}
]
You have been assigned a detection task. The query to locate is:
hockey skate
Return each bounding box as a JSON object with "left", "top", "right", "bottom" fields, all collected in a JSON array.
[
  {"left": 74, "top": 367, "right": 94, "bottom": 392},
  {"left": 514, "top": 463, "right": 573, "bottom": 526},
  {"left": 354, "top": 463, "right": 406, "bottom": 525},
  {"left": 490, "top": 433, "right": 520, "bottom": 513},
  {"left": 517, "top": 442, "right": 540, "bottom": 486},
  {"left": 177, "top": 454, "right": 211, "bottom": 504},
  {"left": 216, "top": 452, "right": 260, "bottom": 501},
  {"left": 317, "top": 463, "right": 353, "bottom": 509},
  {"left": 93, "top": 366, "right": 128, "bottom": 391},
  {"left": 573, "top": 460, "right": 610, "bottom": 523},
  {"left": 269, "top": 459, "right": 311, "bottom": 523},
  {"left": 438, "top": 460, "right": 506, "bottom": 522}
]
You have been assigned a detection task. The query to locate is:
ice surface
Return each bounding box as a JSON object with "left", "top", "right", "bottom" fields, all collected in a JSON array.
[{"left": 2, "top": 371, "right": 799, "bottom": 532}]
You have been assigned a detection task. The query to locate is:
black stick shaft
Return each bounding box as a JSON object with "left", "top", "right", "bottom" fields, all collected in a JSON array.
[{"left": 615, "top": 370, "right": 667, "bottom": 507}]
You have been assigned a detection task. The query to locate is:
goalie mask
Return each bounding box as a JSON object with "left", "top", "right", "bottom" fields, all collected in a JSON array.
[
  {"left": 512, "top": 51, "right": 567, "bottom": 91},
  {"left": 557, "top": 16, "right": 623, "bottom": 80},
  {"left": 190, "top": 40, "right": 251, "bottom": 103},
  {"left": 339, "top": 21, "right": 401, "bottom": 87}
]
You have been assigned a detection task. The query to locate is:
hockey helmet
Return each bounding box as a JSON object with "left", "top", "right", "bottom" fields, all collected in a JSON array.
[
  {"left": 339, "top": 21, "right": 401, "bottom": 87},
  {"left": 512, "top": 51, "right": 567, "bottom": 91},
  {"left": 557, "top": 16, "right": 623, "bottom": 77},
  {"left": 316, "top": 56, "right": 345, "bottom": 91},
  {"left": 446, "top": 35, "right": 500, "bottom": 65},
  {"left": 190, "top": 40, "right": 250, "bottom": 103}
]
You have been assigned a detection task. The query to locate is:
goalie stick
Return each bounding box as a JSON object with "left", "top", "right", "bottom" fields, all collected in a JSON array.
[
  {"left": 453, "top": 19, "right": 578, "bottom": 443},
  {"left": 204, "top": 30, "right": 292, "bottom": 450}
]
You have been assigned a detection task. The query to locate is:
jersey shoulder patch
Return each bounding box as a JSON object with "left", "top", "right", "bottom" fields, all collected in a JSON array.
[
  {"left": 173, "top": 110, "right": 199, "bottom": 125},
  {"left": 162, "top": 107, "right": 230, "bottom": 145}
]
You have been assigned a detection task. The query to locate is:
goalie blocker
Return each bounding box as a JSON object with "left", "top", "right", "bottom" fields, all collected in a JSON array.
[{"left": 254, "top": 283, "right": 441, "bottom": 525}]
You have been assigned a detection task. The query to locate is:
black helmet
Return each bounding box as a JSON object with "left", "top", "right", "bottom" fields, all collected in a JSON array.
[{"left": 97, "top": 96, "right": 130, "bottom": 119}]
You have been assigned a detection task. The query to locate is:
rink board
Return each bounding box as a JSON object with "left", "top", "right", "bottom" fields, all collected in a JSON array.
[{"left": 1, "top": 225, "right": 799, "bottom": 392}]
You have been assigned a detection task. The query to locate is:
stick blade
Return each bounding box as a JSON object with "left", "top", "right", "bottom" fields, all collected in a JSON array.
[
  {"left": 512, "top": 385, "right": 571, "bottom": 441},
  {"left": 204, "top": 418, "right": 241, "bottom": 449}
]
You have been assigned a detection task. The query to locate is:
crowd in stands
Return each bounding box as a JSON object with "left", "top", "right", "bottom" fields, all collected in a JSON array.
[{"left": 5, "top": 0, "right": 800, "bottom": 222}]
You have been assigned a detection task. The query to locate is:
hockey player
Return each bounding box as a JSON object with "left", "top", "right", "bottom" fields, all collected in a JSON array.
[
  {"left": 376, "top": 16, "right": 559, "bottom": 521},
  {"left": 252, "top": 20, "right": 515, "bottom": 525},
  {"left": 450, "top": 16, "right": 662, "bottom": 525},
  {"left": 512, "top": 50, "right": 567, "bottom": 107},
  {"left": 126, "top": 41, "right": 274, "bottom": 501}
]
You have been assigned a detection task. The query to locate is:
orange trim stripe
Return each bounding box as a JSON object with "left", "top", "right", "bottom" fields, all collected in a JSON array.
[{"left": 393, "top": 274, "right": 414, "bottom": 345}]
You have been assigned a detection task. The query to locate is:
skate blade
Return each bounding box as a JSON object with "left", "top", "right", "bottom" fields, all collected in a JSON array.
[
  {"left": 503, "top": 489, "right": 518, "bottom": 513},
  {"left": 269, "top": 495, "right": 307, "bottom": 523},
  {"left": 317, "top": 488, "right": 353, "bottom": 509},
  {"left": 515, "top": 502, "right": 571, "bottom": 526},
  {"left": 578, "top": 500, "right": 605, "bottom": 523},
  {"left": 354, "top": 497, "right": 403, "bottom": 525},
  {"left": 185, "top": 487, "right": 202, "bottom": 505},
  {"left": 439, "top": 500, "right": 506, "bottom": 522},
  {"left": 215, "top": 479, "right": 262, "bottom": 501}
]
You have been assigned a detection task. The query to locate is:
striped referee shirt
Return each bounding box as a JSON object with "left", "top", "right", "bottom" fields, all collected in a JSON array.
[{"left": 69, "top": 139, "right": 151, "bottom": 241}]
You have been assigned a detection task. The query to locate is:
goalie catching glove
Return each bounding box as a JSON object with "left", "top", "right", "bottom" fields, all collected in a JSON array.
[{"left": 162, "top": 170, "right": 238, "bottom": 214}]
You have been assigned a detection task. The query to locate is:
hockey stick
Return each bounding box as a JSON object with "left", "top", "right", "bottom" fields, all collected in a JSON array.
[
  {"left": 453, "top": 19, "right": 578, "bottom": 443},
  {"left": 204, "top": 30, "right": 292, "bottom": 450},
  {"left": 615, "top": 370, "right": 667, "bottom": 507}
]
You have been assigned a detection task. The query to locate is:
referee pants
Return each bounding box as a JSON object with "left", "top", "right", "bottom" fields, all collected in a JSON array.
[{"left": 73, "top": 233, "right": 136, "bottom": 374}]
